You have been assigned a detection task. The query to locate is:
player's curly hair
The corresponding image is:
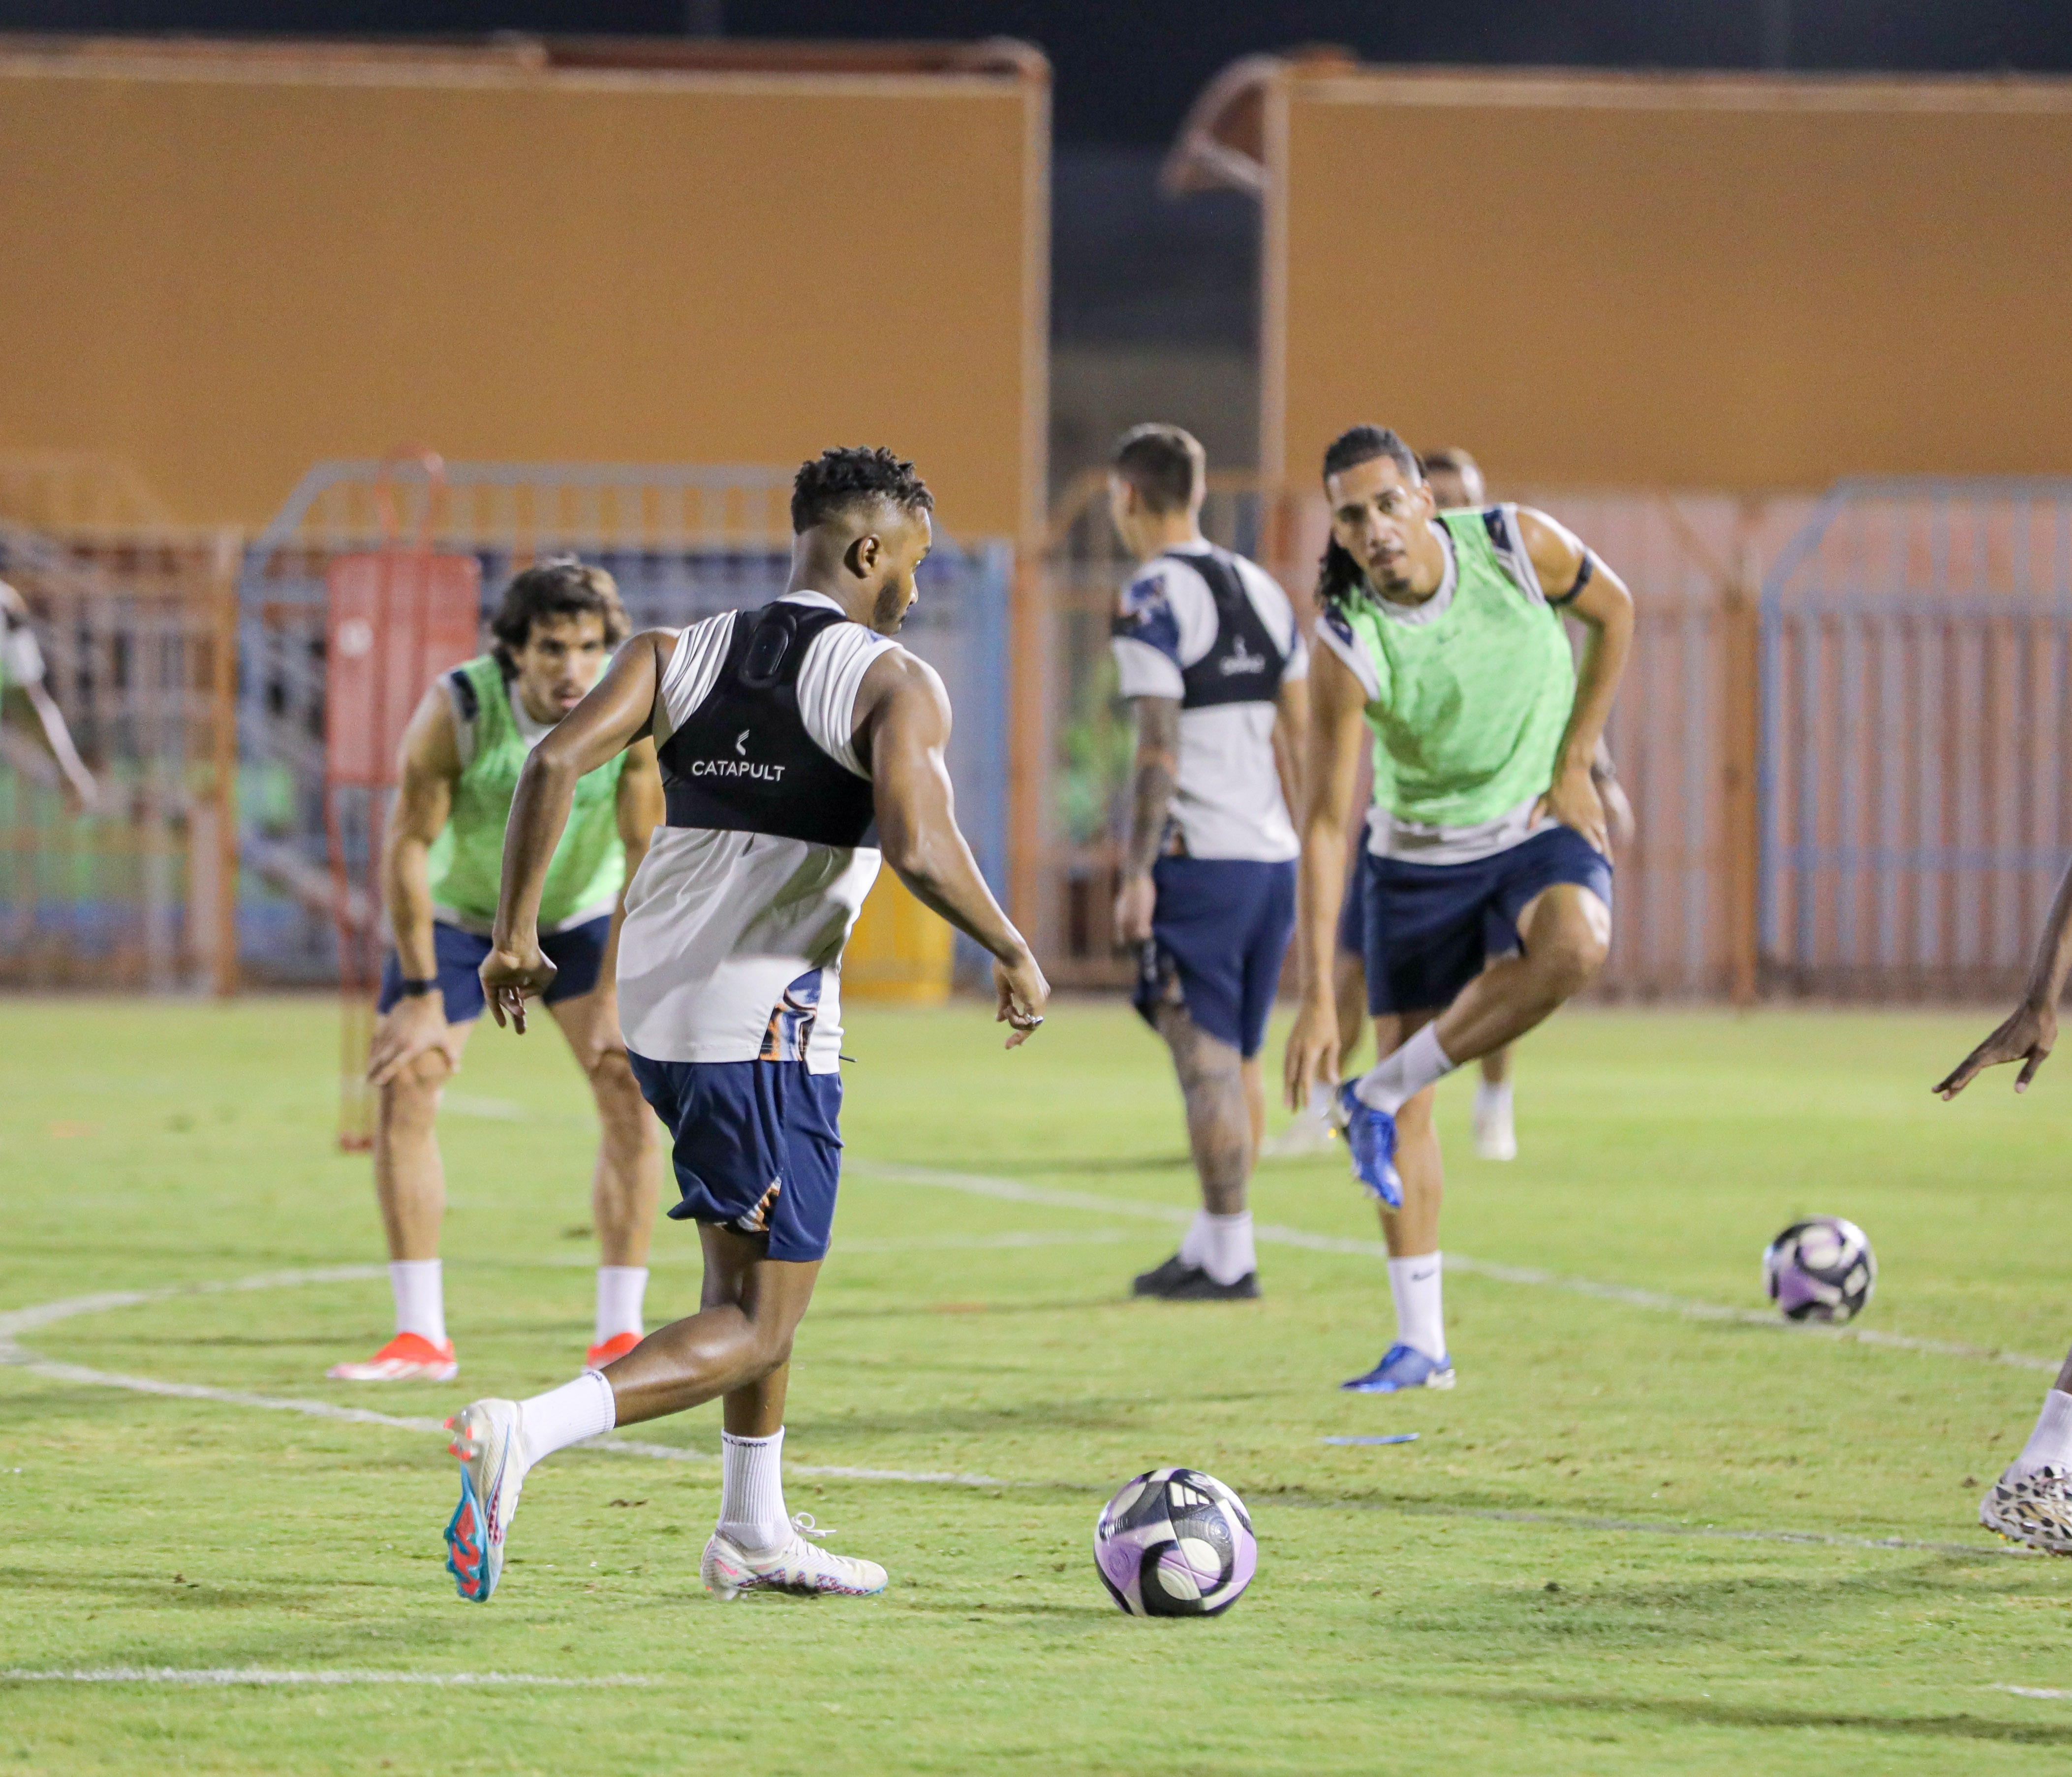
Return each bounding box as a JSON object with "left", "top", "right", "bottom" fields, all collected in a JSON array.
[
  {"left": 1316, "top": 425, "right": 1422, "bottom": 615},
  {"left": 490, "top": 557, "right": 628, "bottom": 678},
  {"left": 790, "top": 446, "right": 935, "bottom": 535}
]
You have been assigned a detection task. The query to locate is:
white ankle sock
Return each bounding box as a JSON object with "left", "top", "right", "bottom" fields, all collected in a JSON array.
[
  {"left": 1473, "top": 1079, "right": 1512, "bottom": 1117},
  {"left": 1387, "top": 1253, "right": 1446, "bottom": 1360},
  {"left": 2017, "top": 1390, "right": 2072, "bottom": 1475},
  {"left": 389, "top": 1259, "right": 446, "bottom": 1347},
  {"left": 517, "top": 1370, "right": 616, "bottom": 1474},
  {"left": 594, "top": 1266, "right": 649, "bottom": 1343},
  {"left": 1178, "top": 1211, "right": 1212, "bottom": 1269},
  {"left": 1199, "top": 1212, "right": 1256, "bottom": 1286},
  {"left": 718, "top": 1428, "right": 791, "bottom": 1554},
  {"left": 1356, "top": 1026, "right": 1456, "bottom": 1116}
]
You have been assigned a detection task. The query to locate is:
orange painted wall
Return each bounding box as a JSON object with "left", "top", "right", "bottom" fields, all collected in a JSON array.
[
  {"left": 0, "top": 48, "right": 1044, "bottom": 537},
  {"left": 1271, "top": 72, "right": 2072, "bottom": 490}
]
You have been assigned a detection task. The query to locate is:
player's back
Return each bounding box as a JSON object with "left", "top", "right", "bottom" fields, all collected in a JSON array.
[
  {"left": 617, "top": 592, "right": 898, "bottom": 1070},
  {"left": 1110, "top": 543, "right": 1305, "bottom": 862}
]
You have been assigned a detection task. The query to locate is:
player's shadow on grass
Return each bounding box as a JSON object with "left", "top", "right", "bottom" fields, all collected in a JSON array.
[
  {"left": 1439, "top": 1687, "right": 2072, "bottom": 1747},
  {"left": 0, "top": 1566, "right": 333, "bottom": 1610},
  {"left": 788, "top": 1397, "right": 1148, "bottom": 1440},
  {"left": 899, "top": 1598, "right": 1116, "bottom": 1621}
]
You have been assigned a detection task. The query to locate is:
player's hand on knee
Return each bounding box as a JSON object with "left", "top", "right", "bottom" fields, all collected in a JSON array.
[
  {"left": 479, "top": 940, "right": 555, "bottom": 1034},
  {"left": 994, "top": 949, "right": 1050, "bottom": 1048},
  {"left": 1112, "top": 871, "right": 1155, "bottom": 947},
  {"left": 1534, "top": 760, "right": 1609, "bottom": 857},
  {"left": 1936, "top": 1003, "right": 2056, "bottom": 1099},
  {"left": 1283, "top": 999, "right": 1340, "bottom": 1112},
  {"left": 368, "top": 995, "right": 461, "bottom": 1086}
]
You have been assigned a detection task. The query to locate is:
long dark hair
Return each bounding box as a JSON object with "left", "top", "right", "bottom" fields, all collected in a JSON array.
[{"left": 1315, "top": 424, "right": 1423, "bottom": 617}]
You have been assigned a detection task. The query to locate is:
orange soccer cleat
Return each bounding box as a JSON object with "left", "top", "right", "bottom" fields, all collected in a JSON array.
[
  {"left": 584, "top": 1330, "right": 642, "bottom": 1368},
  {"left": 327, "top": 1331, "right": 459, "bottom": 1382}
]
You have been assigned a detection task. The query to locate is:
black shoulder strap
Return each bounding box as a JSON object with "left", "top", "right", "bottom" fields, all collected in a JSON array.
[{"left": 446, "top": 666, "right": 479, "bottom": 723}]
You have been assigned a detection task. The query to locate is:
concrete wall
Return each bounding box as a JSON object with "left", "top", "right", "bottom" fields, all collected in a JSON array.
[
  {"left": 0, "top": 42, "right": 1048, "bottom": 540},
  {"left": 1266, "top": 70, "right": 2072, "bottom": 489}
]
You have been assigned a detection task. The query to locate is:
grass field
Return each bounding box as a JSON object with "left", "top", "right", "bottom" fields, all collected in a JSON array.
[{"left": 6, "top": 996, "right": 2072, "bottom": 1774}]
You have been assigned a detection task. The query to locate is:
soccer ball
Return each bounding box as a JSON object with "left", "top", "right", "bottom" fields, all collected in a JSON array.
[
  {"left": 1093, "top": 1467, "right": 1256, "bottom": 1617},
  {"left": 1763, "top": 1216, "right": 1876, "bottom": 1323}
]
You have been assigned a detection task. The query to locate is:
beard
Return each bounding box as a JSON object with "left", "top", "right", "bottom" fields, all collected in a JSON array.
[{"left": 871, "top": 577, "right": 912, "bottom": 634}]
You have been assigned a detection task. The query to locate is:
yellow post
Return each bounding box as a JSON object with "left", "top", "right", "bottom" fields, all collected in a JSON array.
[{"left": 843, "top": 873, "right": 955, "bottom": 1004}]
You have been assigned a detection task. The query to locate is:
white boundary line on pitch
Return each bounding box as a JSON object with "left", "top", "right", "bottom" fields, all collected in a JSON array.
[
  {"left": 0, "top": 1667, "right": 655, "bottom": 1687},
  {"left": 846, "top": 1161, "right": 2063, "bottom": 1373},
  {"left": 0, "top": 1265, "right": 2035, "bottom": 1557},
  {"left": 1997, "top": 1685, "right": 2072, "bottom": 1701}
]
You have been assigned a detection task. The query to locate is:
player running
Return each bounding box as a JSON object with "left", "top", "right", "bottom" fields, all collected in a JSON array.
[
  {"left": 1285, "top": 425, "right": 1632, "bottom": 1393},
  {"left": 329, "top": 561, "right": 665, "bottom": 1383},
  {"left": 441, "top": 447, "right": 1049, "bottom": 1604},
  {"left": 1107, "top": 425, "right": 1307, "bottom": 1301},
  {"left": 1936, "top": 859, "right": 2072, "bottom": 1552},
  {"left": 1, "top": 579, "right": 97, "bottom": 813}
]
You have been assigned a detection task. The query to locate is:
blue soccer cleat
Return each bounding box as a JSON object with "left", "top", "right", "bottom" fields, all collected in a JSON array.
[
  {"left": 1333, "top": 1081, "right": 1402, "bottom": 1208},
  {"left": 1339, "top": 1342, "right": 1455, "bottom": 1393}
]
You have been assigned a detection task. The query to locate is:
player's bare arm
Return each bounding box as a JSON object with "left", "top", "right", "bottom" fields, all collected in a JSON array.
[
  {"left": 1283, "top": 639, "right": 1367, "bottom": 1109},
  {"left": 366, "top": 686, "right": 464, "bottom": 1086},
  {"left": 562, "top": 734, "right": 664, "bottom": 1073},
  {"left": 481, "top": 628, "right": 678, "bottom": 1031},
  {"left": 1112, "top": 695, "right": 1180, "bottom": 946},
  {"left": 1518, "top": 508, "right": 1634, "bottom": 859},
  {"left": 1271, "top": 671, "right": 1309, "bottom": 869},
  {"left": 1, "top": 581, "right": 97, "bottom": 813},
  {"left": 853, "top": 647, "right": 1049, "bottom": 1045},
  {"left": 1936, "top": 855, "right": 2072, "bottom": 1097}
]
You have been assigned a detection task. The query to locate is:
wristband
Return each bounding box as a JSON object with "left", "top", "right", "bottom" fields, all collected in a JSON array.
[{"left": 397, "top": 977, "right": 439, "bottom": 998}]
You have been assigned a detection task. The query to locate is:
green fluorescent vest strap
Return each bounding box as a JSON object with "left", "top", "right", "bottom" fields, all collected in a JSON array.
[
  {"left": 425, "top": 654, "right": 627, "bottom": 931},
  {"left": 1337, "top": 506, "right": 1577, "bottom": 829}
]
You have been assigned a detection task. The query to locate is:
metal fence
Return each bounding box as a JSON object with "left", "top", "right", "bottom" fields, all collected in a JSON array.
[
  {"left": 1761, "top": 478, "right": 2072, "bottom": 998},
  {"left": 237, "top": 459, "right": 1012, "bottom": 984},
  {"left": 0, "top": 521, "right": 240, "bottom": 991}
]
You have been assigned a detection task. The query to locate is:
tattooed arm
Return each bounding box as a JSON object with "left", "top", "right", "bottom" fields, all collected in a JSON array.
[{"left": 1112, "top": 695, "right": 1181, "bottom": 946}]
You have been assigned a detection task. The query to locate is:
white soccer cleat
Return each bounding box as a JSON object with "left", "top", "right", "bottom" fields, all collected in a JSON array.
[
  {"left": 1980, "top": 1462, "right": 2072, "bottom": 1555},
  {"left": 1470, "top": 1086, "right": 1517, "bottom": 1162},
  {"left": 327, "top": 1331, "right": 458, "bottom": 1382},
  {"left": 700, "top": 1514, "right": 888, "bottom": 1601},
  {"left": 443, "top": 1398, "right": 526, "bottom": 1602}
]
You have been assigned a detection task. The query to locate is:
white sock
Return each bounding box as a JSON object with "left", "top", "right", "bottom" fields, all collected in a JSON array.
[
  {"left": 517, "top": 1370, "right": 616, "bottom": 1475},
  {"left": 718, "top": 1428, "right": 792, "bottom": 1555},
  {"left": 1356, "top": 1025, "right": 1456, "bottom": 1116},
  {"left": 2017, "top": 1390, "right": 2072, "bottom": 1475},
  {"left": 1198, "top": 1212, "right": 1256, "bottom": 1286},
  {"left": 1177, "top": 1211, "right": 1213, "bottom": 1269},
  {"left": 1304, "top": 1082, "right": 1334, "bottom": 1123},
  {"left": 594, "top": 1266, "right": 649, "bottom": 1343},
  {"left": 1387, "top": 1252, "right": 1447, "bottom": 1361},
  {"left": 389, "top": 1259, "right": 446, "bottom": 1347},
  {"left": 1473, "top": 1079, "right": 1512, "bottom": 1118}
]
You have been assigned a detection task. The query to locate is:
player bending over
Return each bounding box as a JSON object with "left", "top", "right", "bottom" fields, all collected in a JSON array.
[
  {"left": 1, "top": 579, "right": 97, "bottom": 813},
  {"left": 1937, "top": 856, "right": 2072, "bottom": 1552},
  {"left": 1285, "top": 426, "right": 1632, "bottom": 1393},
  {"left": 1107, "top": 425, "right": 1307, "bottom": 1300},
  {"left": 442, "top": 447, "right": 1049, "bottom": 1603},
  {"left": 330, "top": 561, "right": 665, "bottom": 1383}
]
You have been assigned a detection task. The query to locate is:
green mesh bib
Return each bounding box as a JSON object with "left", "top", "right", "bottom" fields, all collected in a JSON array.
[
  {"left": 427, "top": 655, "right": 626, "bottom": 932},
  {"left": 1336, "top": 507, "right": 1577, "bottom": 829}
]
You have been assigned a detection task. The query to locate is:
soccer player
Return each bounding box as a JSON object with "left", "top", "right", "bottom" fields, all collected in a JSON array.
[
  {"left": 1935, "top": 862, "right": 2072, "bottom": 1550},
  {"left": 1284, "top": 425, "right": 1633, "bottom": 1392},
  {"left": 441, "top": 447, "right": 1049, "bottom": 1604},
  {"left": 1107, "top": 425, "right": 1307, "bottom": 1301},
  {"left": 328, "top": 561, "right": 665, "bottom": 1383},
  {"left": 1, "top": 579, "right": 97, "bottom": 812}
]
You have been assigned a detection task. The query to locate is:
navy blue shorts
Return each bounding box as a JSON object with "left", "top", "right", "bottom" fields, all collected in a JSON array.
[
  {"left": 627, "top": 1055, "right": 843, "bottom": 1263},
  {"left": 1335, "top": 847, "right": 1365, "bottom": 956},
  {"left": 1359, "top": 826, "right": 1612, "bottom": 1017},
  {"left": 377, "top": 914, "right": 612, "bottom": 1024},
  {"left": 1133, "top": 856, "right": 1298, "bottom": 1059}
]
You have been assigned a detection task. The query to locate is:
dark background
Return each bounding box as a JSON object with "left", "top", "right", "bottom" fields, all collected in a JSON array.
[{"left": 9, "top": 1, "right": 2068, "bottom": 478}]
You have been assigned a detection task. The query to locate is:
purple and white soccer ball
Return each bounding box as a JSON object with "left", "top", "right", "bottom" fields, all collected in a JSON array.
[
  {"left": 1093, "top": 1467, "right": 1256, "bottom": 1617},
  {"left": 1763, "top": 1215, "right": 1876, "bottom": 1323}
]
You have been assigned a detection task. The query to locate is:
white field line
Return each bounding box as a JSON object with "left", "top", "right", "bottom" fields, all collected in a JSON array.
[
  {"left": 1997, "top": 1685, "right": 2072, "bottom": 1700},
  {"left": 0, "top": 1667, "right": 655, "bottom": 1687},
  {"left": 848, "top": 1161, "right": 2062, "bottom": 1373}
]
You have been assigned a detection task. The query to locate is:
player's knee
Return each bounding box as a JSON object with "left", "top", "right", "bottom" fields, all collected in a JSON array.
[
  {"left": 585, "top": 1044, "right": 641, "bottom": 1103},
  {"left": 1537, "top": 922, "right": 1608, "bottom": 997},
  {"left": 382, "top": 1053, "right": 451, "bottom": 1117}
]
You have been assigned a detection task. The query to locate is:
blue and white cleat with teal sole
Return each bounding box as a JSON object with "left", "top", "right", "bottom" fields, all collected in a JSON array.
[
  {"left": 1333, "top": 1081, "right": 1402, "bottom": 1208},
  {"left": 443, "top": 1398, "right": 525, "bottom": 1603},
  {"left": 1340, "top": 1342, "right": 1456, "bottom": 1393}
]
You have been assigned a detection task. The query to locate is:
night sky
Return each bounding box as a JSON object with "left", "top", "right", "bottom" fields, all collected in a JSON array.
[{"left": 3, "top": 1, "right": 2070, "bottom": 143}]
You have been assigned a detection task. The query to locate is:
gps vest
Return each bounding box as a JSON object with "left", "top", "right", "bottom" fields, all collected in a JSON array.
[
  {"left": 1170, "top": 547, "right": 1288, "bottom": 711},
  {"left": 427, "top": 654, "right": 627, "bottom": 933},
  {"left": 657, "top": 602, "right": 877, "bottom": 847}
]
